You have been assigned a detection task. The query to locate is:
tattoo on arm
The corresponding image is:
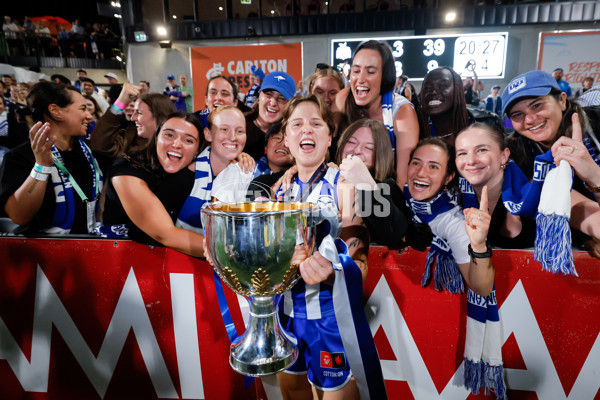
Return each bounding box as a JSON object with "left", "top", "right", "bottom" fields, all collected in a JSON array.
[{"left": 27, "top": 180, "right": 38, "bottom": 194}]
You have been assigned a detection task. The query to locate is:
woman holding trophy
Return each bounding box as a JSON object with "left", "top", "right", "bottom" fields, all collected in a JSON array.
[{"left": 267, "top": 95, "right": 386, "bottom": 400}]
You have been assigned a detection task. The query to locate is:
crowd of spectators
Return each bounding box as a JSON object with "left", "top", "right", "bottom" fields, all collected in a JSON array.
[{"left": 2, "top": 15, "right": 120, "bottom": 59}]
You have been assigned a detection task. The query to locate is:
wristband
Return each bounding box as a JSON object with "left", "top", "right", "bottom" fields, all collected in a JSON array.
[
  {"left": 110, "top": 103, "right": 124, "bottom": 114},
  {"left": 33, "top": 162, "right": 52, "bottom": 174},
  {"left": 468, "top": 242, "right": 493, "bottom": 260},
  {"left": 30, "top": 169, "right": 50, "bottom": 181},
  {"left": 113, "top": 99, "right": 127, "bottom": 111}
]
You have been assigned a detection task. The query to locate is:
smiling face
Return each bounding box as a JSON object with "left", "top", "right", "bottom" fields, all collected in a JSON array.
[
  {"left": 350, "top": 49, "right": 383, "bottom": 107},
  {"left": 257, "top": 90, "right": 287, "bottom": 126},
  {"left": 455, "top": 127, "right": 509, "bottom": 188},
  {"left": 421, "top": 68, "right": 455, "bottom": 117},
  {"left": 131, "top": 99, "right": 156, "bottom": 139},
  {"left": 342, "top": 126, "right": 375, "bottom": 170},
  {"left": 205, "top": 108, "right": 246, "bottom": 163},
  {"left": 156, "top": 117, "right": 200, "bottom": 174},
  {"left": 311, "top": 76, "right": 342, "bottom": 108},
  {"left": 205, "top": 77, "right": 237, "bottom": 112},
  {"left": 81, "top": 81, "right": 95, "bottom": 96},
  {"left": 407, "top": 144, "right": 453, "bottom": 202},
  {"left": 508, "top": 93, "right": 566, "bottom": 148},
  {"left": 62, "top": 91, "right": 93, "bottom": 137},
  {"left": 85, "top": 99, "right": 96, "bottom": 116},
  {"left": 284, "top": 101, "right": 331, "bottom": 171},
  {"left": 265, "top": 131, "right": 292, "bottom": 172}
]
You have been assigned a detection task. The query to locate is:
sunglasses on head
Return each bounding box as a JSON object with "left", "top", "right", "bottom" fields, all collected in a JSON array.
[{"left": 316, "top": 63, "right": 341, "bottom": 72}]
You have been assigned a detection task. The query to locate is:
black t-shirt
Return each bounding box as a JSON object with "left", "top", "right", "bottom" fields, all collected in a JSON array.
[
  {"left": 103, "top": 157, "right": 194, "bottom": 245},
  {"left": 488, "top": 194, "right": 536, "bottom": 249},
  {"left": 0, "top": 140, "right": 97, "bottom": 234},
  {"left": 244, "top": 114, "right": 267, "bottom": 161}
]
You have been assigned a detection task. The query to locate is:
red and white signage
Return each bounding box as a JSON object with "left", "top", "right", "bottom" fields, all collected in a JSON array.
[{"left": 0, "top": 238, "right": 598, "bottom": 399}]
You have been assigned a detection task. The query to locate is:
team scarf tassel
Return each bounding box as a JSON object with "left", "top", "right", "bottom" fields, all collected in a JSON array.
[
  {"left": 319, "top": 235, "right": 388, "bottom": 400},
  {"left": 534, "top": 159, "right": 577, "bottom": 276},
  {"left": 404, "top": 187, "right": 464, "bottom": 293},
  {"left": 405, "top": 187, "right": 506, "bottom": 399},
  {"left": 463, "top": 287, "right": 506, "bottom": 400}
]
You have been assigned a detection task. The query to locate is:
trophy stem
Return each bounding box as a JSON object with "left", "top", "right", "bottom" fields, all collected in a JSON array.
[{"left": 230, "top": 295, "right": 298, "bottom": 377}]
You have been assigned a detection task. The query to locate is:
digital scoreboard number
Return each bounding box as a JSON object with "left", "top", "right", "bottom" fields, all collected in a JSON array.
[{"left": 332, "top": 32, "right": 508, "bottom": 80}]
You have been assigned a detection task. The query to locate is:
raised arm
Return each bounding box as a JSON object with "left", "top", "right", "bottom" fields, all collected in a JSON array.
[
  {"left": 460, "top": 186, "right": 494, "bottom": 297},
  {"left": 90, "top": 83, "right": 140, "bottom": 155},
  {"left": 112, "top": 174, "right": 206, "bottom": 258}
]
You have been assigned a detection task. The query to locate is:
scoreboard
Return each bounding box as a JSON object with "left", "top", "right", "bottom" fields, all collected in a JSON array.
[{"left": 332, "top": 32, "right": 508, "bottom": 80}]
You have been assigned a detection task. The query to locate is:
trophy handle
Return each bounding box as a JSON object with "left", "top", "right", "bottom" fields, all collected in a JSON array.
[{"left": 307, "top": 205, "right": 342, "bottom": 239}]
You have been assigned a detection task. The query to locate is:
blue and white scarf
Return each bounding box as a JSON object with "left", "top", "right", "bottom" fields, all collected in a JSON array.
[
  {"left": 405, "top": 186, "right": 506, "bottom": 399},
  {"left": 46, "top": 138, "right": 103, "bottom": 234},
  {"left": 381, "top": 91, "right": 395, "bottom": 150},
  {"left": 176, "top": 146, "right": 213, "bottom": 233},
  {"left": 459, "top": 157, "right": 551, "bottom": 219},
  {"left": 252, "top": 155, "right": 271, "bottom": 178},
  {"left": 404, "top": 187, "right": 464, "bottom": 293}
]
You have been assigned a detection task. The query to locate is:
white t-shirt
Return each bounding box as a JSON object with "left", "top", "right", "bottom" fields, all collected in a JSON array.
[
  {"left": 428, "top": 205, "right": 471, "bottom": 264},
  {"left": 211, "top": 163, "right": 254, "bottom": 203}
]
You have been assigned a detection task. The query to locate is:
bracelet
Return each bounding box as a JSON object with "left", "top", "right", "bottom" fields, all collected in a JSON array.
[
  {"left": 33, "top": 162, "right": 52, "bottom": 174},
  {"left": 30, "top": 169, "right": 50, "bottom": 181},
  {"left": 468, "top": 242, "right": 493, "bottom": 260},
  {"left": 584, "top": 181, "right": 600, "bottom": 194},
  {"left": 110, "top": 103, "right": 124, "bottom": 114},
  {"left": 113, "top": 99, "right": 127, "bottom": 111}
]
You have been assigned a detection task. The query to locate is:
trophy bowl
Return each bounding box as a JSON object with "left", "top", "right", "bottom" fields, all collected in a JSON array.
[{"left": 201, "top": 201, "right": 341, "bottom": 377}]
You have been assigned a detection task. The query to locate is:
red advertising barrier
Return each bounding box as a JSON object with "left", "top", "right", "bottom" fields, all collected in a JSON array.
[{"left": 0, "top": 237, "right": 599, "bottom": 399}]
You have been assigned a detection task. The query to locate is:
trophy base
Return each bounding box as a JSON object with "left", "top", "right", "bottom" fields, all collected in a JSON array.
[{"left": 230, "top": 296, "right": 298, "bottom": 377}]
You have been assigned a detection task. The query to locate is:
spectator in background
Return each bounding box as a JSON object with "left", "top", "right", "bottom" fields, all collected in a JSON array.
[
  {"left": 2, "top": 16, "right": 22, "bottom": 55},
  {"left": 139, "top": 80, "right": 150, "bottom": 94},
  {"left": 84, "top": 95, "right": 103, "bottom": 139},
  {"left": 0, "top": 93, "right": 29, "bottom": 165},
  {"left": 552, "top": 67, "right": 572, "bottom": 98},
  {"left": 485, "top": 85, "right": 503, "bottom": 116},
  {"left": 163, "top": 74, "right": 186, "bottom": 113},
  {"left": 80, "top": 77, "right": 109, "bottom": 113},
  {"left": 576, "top": 81, "right": 600, "bottom": 108},
  {"left": 575, "top": 76, "right": 594, "bottom": 98},
  {"left": 194, "top": 75, "right": 239, "bottom": 129},
  {"left": 245, "top": 66, "right": 264, "bottom": 108},
  {"left": 73, "top": 69, "right": 88, "bottom": 91},
  {"left": 179, "top": 74, "right": 194, "bottom": 114},
  {"left": 70, "top": 19, "right": 85, "bottom": 38},
  {"left": 307, "top": 65, "right": 345, "bottom": 108}
]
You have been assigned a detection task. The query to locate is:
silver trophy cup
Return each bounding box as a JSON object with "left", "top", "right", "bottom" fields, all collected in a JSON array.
[{"left": 201, "top": 201, "right": 341, "bottom": 377}]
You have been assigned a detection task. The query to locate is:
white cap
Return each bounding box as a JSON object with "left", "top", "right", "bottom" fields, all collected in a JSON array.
[{"left": 104, "top": 72, "right": 118, "bottom": 80}]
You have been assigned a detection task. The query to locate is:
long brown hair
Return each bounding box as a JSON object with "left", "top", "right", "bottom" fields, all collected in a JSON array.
[{"left": 335, "top": 118, "right": 394, "bottom": 181}]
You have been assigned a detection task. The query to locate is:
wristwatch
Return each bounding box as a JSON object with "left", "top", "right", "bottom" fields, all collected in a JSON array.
[{"left": 468, "top": 242, "right": 493, "bottom": 260}]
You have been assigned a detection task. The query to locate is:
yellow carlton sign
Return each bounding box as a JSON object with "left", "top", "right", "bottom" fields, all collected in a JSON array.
[{"left": 190, "top": 43, "right": 303, "bottom": 111}]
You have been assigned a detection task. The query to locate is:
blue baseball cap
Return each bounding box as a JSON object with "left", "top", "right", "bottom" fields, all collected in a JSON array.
[
  {"left": 167, "top": 74, "right": 175, "bottom": 80},
  {"left": 259, "top": 72, "right": 296, "bottom": 101},
  {"left": 552, "top": 67, "right": 563, "bottom": 73},
  {"left": 501, "top": 70, "right": 560, "bottom": 115},
  {"left": 492, "top": 85, "right": 501, "bottom": 90}
]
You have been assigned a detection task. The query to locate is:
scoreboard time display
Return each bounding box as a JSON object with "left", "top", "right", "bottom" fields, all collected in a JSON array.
[{"left": 332, "top": 32, "right": 508, "bottom": 80}]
